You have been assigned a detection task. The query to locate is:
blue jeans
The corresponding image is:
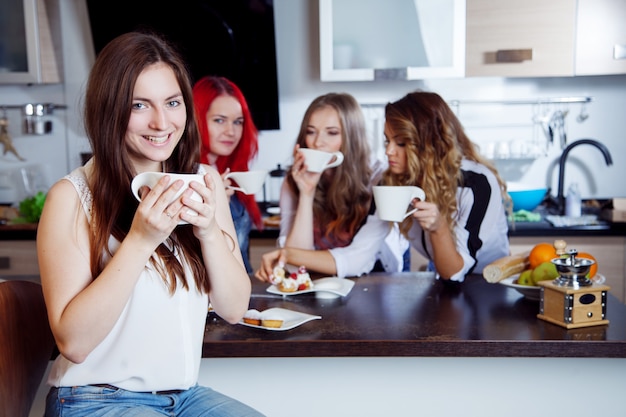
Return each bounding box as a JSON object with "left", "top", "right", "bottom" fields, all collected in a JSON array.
[
  {"left": 44, "top": 384, "right": 265, "bottom": 417},
  {"left": 230, "top": 197, "right": 252, "bottom": 273}
]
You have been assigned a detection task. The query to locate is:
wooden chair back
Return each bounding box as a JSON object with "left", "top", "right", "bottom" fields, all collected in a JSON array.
[{"left": 0, "top": 280, "right": 55, "bottom": 417}]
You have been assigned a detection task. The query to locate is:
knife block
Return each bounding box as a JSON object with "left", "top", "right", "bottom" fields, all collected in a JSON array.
[{"left": 537, "top": 280, "right": 610, "bottom": 329}]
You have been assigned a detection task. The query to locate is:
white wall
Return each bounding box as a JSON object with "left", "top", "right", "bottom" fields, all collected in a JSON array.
[
  {"left": 1, "top": 0, "right": 625, "bottom": 203},
  {"left": 31, "top": 357, "right": 626, "bottom": 417}
]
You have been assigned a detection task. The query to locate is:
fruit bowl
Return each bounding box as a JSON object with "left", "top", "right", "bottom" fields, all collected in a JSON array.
[
  {"left": 499, "top": 275, "right": 541, "bottom": 301},
  {"left": 507, "top": 182, "right": 548, "bottom": 212},
  {"left": 499, "top": 273, "right": 607, "bottom": 301}
]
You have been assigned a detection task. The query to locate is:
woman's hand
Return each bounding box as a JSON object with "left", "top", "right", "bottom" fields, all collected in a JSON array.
[
  {"left": 254, "top": 248, "right": 287, "bottom": 282},
  {"left": 291, "top": 145, "right": 322, "bottom": 196},
  {"left": 410, "top": 199, "right": 463, "bottom": 279},
  {"left": 181, "top": 173, "right": 220, "bottom": 240},
  {"left": 130, "top": 175, "right": 185, "bottom": 247},
  {"left": 410, "top": 199, "right": 445, "bottom": 233},
  {"left": 221, "top": 168, "right": 235, "bottom": 198}
]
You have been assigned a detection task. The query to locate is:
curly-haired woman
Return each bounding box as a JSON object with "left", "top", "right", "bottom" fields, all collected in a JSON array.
[{"left": 381, "top": 90, "right": 510, "bottom": 280}]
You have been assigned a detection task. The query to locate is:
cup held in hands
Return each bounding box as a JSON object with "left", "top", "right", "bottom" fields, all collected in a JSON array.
[
  {"left": 131, "top": 172, "right": 204, "bottom": 224},
  {"left": 224, "top": 170, "right": 268, "bottom": 195},
  {"left": 373, "top": 186, "right": 426, "bottom": 223},
  {"left": 299, "top": 148, "right": 344, "bottom": 173}
]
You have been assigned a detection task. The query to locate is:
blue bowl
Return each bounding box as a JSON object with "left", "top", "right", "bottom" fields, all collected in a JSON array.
[{"left": 507, "top": 184, "right": 548, "bottom": 212}]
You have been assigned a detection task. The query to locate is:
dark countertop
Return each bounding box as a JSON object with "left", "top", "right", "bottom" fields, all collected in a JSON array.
[
  {"left": 0, "top": 223, "right": 38, "bottom": 240},
  {"left": 3, "top": 220, "right": 625, "bottom": 240},
  {"left": 3, "top": 201, "right": 625, "bottom": 240},
  {"left": 507, "top": 202, "right": 626, "bottom": 237},
  {"left": 507, "top": 217, "right": 626, "bottom": 237},
  {"left": 251, "top": 217, "right": 626, "bottom": 241},
  {"left": 203, "top": 272, "right": 626, "bottom": 359}
]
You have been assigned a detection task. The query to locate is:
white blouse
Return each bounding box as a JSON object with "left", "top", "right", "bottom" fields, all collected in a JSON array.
[
  {"left": 278, "top": 157, "right": 409, "bottom": 278},
  {"left": 406, "top": 159, "right": 510, "bottom": 282}
]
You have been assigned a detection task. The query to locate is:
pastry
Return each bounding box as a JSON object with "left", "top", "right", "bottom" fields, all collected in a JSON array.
[
  {"left": 242, "top": 309, "right": 262, "bottom": 326},
  {"left": 260, "top": 311, "right": 283, "bottom": 328},
  {"left": 272, "top": 265, "right": 314, "bottom": 293},
  {"left": 278, "top": 277, "right": 298, "bottom": 292},
  {"left": 295, "top": 265, "right": 313, "bottom": 291}
]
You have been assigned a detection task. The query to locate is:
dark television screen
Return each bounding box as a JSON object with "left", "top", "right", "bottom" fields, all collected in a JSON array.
[{"left": 86, "top": 0, "right": 280, "bottom": 130}]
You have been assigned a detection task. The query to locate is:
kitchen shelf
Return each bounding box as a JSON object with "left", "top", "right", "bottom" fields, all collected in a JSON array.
[
  {"left": 449, "top": 96, "right": 592, "bottom": 106},
  {"left": 0, "top": 103, "right": 67, "bottom": 112}
]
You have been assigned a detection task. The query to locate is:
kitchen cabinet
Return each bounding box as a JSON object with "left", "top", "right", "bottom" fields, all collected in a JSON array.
[
  {"left": 510, "top": 236, "right": 626, "bottom": 304},
  {"left": 575, "top": 0, "right": 626, "bottom": 76},
  {"left": 0, "top": 0, "right": 61, "bottom": 84},
  {"left": 0, "top": 240, "right": 39, "bottom": 276},
  {"left": 319, "top": 0, "right": 466, "bottom": 81},
  {"left": 465, "top": 0, "right": 576, "bottom": 78}
]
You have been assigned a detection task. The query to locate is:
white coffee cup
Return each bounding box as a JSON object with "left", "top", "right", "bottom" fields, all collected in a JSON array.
[
  {"left": 224, "top": 170, "right": 268, "bottom": 195},
  {"left": 373, "top": 186, "right": 426, "bottom": 223},
  {"left": 131, "top": 172, "right": 204, "bottom": 224},
  {"left": 299, "top": 148, "right": 344, "bottom": 173}
]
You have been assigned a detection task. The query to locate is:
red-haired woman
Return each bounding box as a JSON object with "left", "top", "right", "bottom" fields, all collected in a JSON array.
[{"left": 193, "top": 76, "right": 262, "bottom": 272}]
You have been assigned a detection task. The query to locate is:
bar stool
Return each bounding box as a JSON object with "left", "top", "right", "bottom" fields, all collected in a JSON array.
[{"left": 0, "top": 280, "right": 55, "bottom": 417}]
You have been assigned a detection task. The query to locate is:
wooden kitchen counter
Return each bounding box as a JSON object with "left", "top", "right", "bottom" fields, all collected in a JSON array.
[{"left": 203, "top": 272, "right": 626, "bottom": 358}]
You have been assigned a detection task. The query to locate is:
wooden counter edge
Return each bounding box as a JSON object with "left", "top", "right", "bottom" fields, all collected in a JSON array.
[{"left": 202, "top": 339, "right": 626, "bottom": 359}]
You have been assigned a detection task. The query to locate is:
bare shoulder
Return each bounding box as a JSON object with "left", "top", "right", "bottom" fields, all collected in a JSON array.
[
  {"left": 39, "top": 177, "right": 87, "bottom": 236},
  {"left": 46, "top": 178, "right": 81, "bottom": 206}
]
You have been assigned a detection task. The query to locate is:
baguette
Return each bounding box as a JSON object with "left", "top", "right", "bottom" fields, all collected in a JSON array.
[{"left": 482, "top": 251, "right": 530, "bottom": 283}]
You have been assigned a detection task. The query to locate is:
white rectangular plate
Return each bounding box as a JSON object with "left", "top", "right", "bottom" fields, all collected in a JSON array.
[
  {"left": 266, "top": 277, "right": 355, "bottom": 297},
  {"left": 238, "top": 308, "right": 321, "bottom": 331}
]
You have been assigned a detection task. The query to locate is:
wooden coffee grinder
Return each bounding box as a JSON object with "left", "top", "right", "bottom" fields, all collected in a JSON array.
[{"left": 537, "top": 249, "right": 610, "bottom": 329}]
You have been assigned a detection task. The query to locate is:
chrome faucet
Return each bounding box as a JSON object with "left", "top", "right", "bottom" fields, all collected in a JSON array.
[{"left": 556, "top": 139, "right": 613, "bottom": 215}]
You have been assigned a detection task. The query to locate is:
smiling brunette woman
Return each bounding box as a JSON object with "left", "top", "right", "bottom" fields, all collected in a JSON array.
[{"left": 36, "top": 31, "right": 264, "bottom": 416}]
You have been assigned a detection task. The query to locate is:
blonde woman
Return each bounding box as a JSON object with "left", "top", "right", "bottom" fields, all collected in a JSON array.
[{"left": 257, "top": 93, "right": 409, "bottom": 280}]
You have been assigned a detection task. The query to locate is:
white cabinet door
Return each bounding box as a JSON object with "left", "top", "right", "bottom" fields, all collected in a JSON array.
[
  {"left": 319, "top": 0, "right": 466, "bottom": 81},
  {"left": 0, "top": 0, "right": 61, "bottom": 84},
  {"left": 466, "top": 0, "right": 576, "bottom": 78},
  {"left": 0, "top": 240, "right": 39, "bottom": 276},
  {"left": 575, "top": 0, "right": 626, "bottom": 76}
]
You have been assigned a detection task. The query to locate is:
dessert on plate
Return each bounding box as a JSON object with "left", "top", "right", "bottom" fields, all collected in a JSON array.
[
  {"left": 260, "top": 310, "right": 284, "bottom": 328},
  {"left": 242, "top": 309, "right": 262, "bottom": 326},
  {"left": 270, "top": 265, "right": 313, "bottom": 293}
]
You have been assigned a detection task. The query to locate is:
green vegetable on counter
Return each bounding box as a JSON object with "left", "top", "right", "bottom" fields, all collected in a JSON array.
[{"left": 14, "top": 191, "right": 47, "bottom": 223}]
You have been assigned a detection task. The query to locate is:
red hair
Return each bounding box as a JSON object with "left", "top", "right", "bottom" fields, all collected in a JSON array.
[{"left": 192, "top": 76, "right": 262, "bottom": 229}]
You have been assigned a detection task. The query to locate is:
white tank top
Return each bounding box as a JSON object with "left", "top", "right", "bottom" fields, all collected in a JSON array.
[{"left": 47, "top": 166, "right": 209, "bottom": 391}]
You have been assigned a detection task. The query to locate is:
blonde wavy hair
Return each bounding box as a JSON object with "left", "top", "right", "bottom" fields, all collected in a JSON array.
[
  {"left": 286, "top": 93, "right": 372, "bottom": 248},
  {"left": 382, "top": 91, "right": 510, "bottom": 238}
]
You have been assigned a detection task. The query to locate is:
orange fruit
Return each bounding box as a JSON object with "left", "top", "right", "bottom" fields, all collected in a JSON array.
[
  {"left": 577, "top": 252, "right": 598, "bottom": 278},
  {"left": 529, "top": 242, "right": 558, "bottom": 269}
]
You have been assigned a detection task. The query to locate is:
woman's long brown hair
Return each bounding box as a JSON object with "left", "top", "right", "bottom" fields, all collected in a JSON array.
[
  {"left": 286, "top": 93, "right": 372, "bottom": 248},
  {"left": 382, "top": 91, "right": 510, "bottom": 239},
  {"left": 83, "top": 31, "right": 209, "bottom": 294}
]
